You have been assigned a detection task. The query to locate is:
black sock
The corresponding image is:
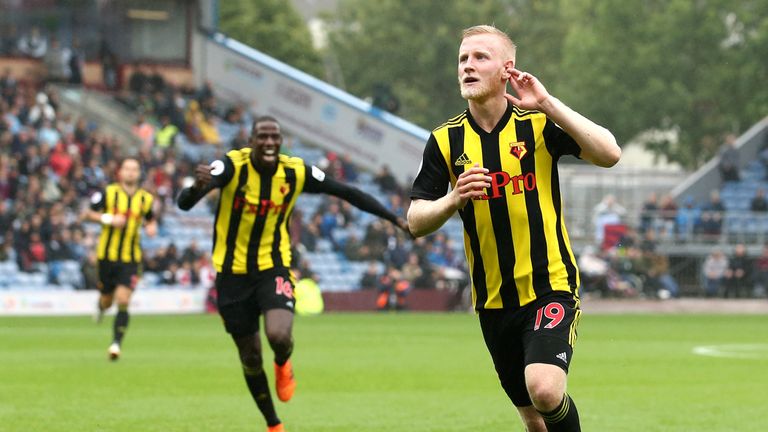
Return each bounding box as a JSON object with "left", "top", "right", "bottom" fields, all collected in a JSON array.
[
  {"left": 112, "top": 306, "right": 129, "bottom": 344},
  {"left": 243, "top": 365, "right": 281, "bottom": 427},
  {"left": 538, "top": 393, "right": 580, "bottom": 432}
]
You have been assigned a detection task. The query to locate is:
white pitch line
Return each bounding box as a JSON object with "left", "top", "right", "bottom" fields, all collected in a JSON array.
[{"left": 692, "top": 344, "right": 768, "bottom": 360}]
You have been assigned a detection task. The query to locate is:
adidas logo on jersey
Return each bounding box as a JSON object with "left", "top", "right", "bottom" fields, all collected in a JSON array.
[
  {"left": 455, "top": 153, "right": 472, "bottom": 166},
  {"left": 556, "top": 352, "right": 568, "bottom": 364}
]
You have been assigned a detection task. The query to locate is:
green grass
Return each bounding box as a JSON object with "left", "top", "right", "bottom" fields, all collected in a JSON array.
[{"left": 1, "top": 312, "right": 767, "bottom": 431}]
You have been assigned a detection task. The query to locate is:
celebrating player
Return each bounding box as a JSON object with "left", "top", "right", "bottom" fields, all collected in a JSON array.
[
  {"left": 408, "top": 25, "right": 620, "bottom": 431},
  {"left": 177, "top": 115, "right": 409, "bottom": 432},
  {"left": 85, "top": 157, "right": 157, "bottom": 361}
]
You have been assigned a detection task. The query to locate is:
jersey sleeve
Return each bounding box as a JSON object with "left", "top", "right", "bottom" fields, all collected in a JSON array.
[
  {"left": 210, "top": 156, "right": 236, "bottom": 188},
  {"left": 410, "top": 133, "right": 450, "bottom": 201},
  {"left": 89, "top": 188, "right": 106, "bottom": 211},
  {"left": 302, "top": 164, "right": 328, "bottom": 193},
  {"left": 543, "top": 119, "right": 582, "bottom": 159}
]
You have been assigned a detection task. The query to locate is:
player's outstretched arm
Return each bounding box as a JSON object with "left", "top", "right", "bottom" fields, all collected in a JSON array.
[
  {"left": 307, "top": 175, "right": 411, "bottom": 237},
  {"left": 408, "top": 164, "right": 490, "bottom": 237},
  {"left": 177, "top": 161, "right": 228, "bottom": 210}
]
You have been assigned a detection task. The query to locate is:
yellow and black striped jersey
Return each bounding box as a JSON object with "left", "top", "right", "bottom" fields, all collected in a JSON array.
[
  {"left": 90, "top": 183, "right": 154, "bottom": 264},
  {"left": 411, "top": 102, "right": 582, "bottom": 310},
  {"left": 177, "top": 148, "right": 401, "bottom": 275}
]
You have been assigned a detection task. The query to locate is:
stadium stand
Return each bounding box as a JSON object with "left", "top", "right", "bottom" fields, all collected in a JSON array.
[{"left": 0, "top": 67, "right": 468, "bottom": 305}]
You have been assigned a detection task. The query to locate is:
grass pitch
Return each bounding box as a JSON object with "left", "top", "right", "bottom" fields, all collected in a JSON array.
[{"left": 1, "top": 312, "right": 767, "bottom": 431}]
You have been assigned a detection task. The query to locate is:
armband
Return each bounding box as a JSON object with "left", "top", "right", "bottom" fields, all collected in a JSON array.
[{"left": 100, "top": 213, "right": 114, "bottom": 225}]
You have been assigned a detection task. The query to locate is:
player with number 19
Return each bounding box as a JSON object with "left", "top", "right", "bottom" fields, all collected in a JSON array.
[
  {"left": 408, "top": 25, "right": 620, "bottom": 431},
  {"left": 177, "top": 115, "right": 410, "bottom": 432}
]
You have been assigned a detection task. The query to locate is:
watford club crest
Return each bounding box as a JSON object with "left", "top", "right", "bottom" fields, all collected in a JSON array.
[
  {"left": 509, "top": 141, "right": 528, "bottom": 160},
  {"left": 279, "top": 183, "right": 291, "bottom": 195}
]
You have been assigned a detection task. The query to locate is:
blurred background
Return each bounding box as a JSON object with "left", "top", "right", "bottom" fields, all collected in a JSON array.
[{"left": 1, "top": 0, "right": 767, "bottom": 315}]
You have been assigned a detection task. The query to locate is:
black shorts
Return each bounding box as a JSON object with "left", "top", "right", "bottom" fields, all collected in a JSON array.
[
  {"left": 215, "top": 268, "right": 296, "bottom": 337},
  {"left": 97, "top": 260, "right": 140, "bottom": 294},
  {"left": 479, "top": 291, "right": 581, "bottom": 407}
]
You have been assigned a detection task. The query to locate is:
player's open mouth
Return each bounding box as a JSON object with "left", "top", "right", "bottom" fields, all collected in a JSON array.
[
  {"left": 262, "top": 148, "right": 278, "bottom": 157},
  {"left": 463, "top": 77, "right": 479, "bottom": 84}
]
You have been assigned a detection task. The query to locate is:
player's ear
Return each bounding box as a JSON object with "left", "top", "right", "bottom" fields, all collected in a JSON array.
[{"left": 502, "top": 60, "right": 515, "bottom": 79}]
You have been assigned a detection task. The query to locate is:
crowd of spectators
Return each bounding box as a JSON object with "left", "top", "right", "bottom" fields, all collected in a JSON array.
[
  {"left": 0, "top": 66, "right": 217, "bottom": 290},
  {"left": 589, "top": 180, "right": 768, "bottom": 299},
  {"left": 1, "top": 56, "right": 470, "bottom": 306}
]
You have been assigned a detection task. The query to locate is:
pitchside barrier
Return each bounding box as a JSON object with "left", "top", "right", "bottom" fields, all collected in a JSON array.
[{"left": 0, "top": 286, "right": 209, "bottom": 316}]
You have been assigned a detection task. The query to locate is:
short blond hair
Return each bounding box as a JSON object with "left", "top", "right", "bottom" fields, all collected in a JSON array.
[{"left": 461, "top": 25, "right": 516, "bottom": 60}]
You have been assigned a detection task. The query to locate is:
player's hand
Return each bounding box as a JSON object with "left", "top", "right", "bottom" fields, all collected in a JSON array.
[
  {"left": 193, "top": 163, "right": 215, "bottom": 189},
  {"left": 453, "top": 163, "right": 490, "bottom": 208},
  {"left": 504, "top": 68, "right": 550, "bottom": 111},
  {"left": 396, "top": 217, "right": 415, "bottom": 239},
  {"left": 111, "top": 213, "right": 127, "bottom": 228}
]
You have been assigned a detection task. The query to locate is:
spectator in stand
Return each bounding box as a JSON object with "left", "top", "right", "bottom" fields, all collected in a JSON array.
[
  {"left": 98, "top": 38, "right": 119, "bottom": 91},
  {"left": 375, "top": 164, "right": 399, "bottom": 194},
  {"left": 229, "top": 126, "right": 248, "bottom": 150},
  {"left": 723, "top": 243, "right": 750, "bottom": 298},
  {"left": 658, "top": 194, "right": 678, "bottom": 238},
  {"left": 750, "top": 188, "right": 768, "bottom": 213},
  {"left": 696, "top": 189, "right": 725, "bottom": 241},
  {"left": 0, "top": 159, "right": 18, "bottom": 201},
  {"left": 319, "top": 201, "right": 348, "bottom": 240},
  {"left": 48, "top": 142, "right": 74, "bottom": 179},
  {"left": 155, "top": 114, "right": 179, "bottom": 151},
  {"left": 128, "top": 63, "right": 149, "bottom": 95},
  {"left": 363, "top": 219, "right": 389, "bottom": 258},
  {"left": 26, "top": 231, "right": 47, "bottom": 271},
  {"left": 0, "top": 24, "right": 20, "bottom": 56},
  {"left": 639, "top": 192, "right": 659, "bottom": 235},
  {"left": 752, "top": 244, "right": 768, "bottom": 297},
  {"left": 149, "top": 65, "right": 166, "bottom": 94},
  {"left": 643, "top": 249, "right": 679, "bottom": 299},
  {"left": 132, "top": 112, "right": 155, "bottom": 152},
  {"left": 299, "top": 213, "right": 321, "bottom": 252},
  {"left": 592, "top": 193, "right": 626, "bottom": 247},
  {"left": 340, "top": 154, "right": 358, "bottom": 182},
  {"left": 43, "top": 37, "right": 71, "bottom": 83},
  {"left": 17, "top": 26, "right": 47, "bottom": 59},
  {"left": 68, "top": 39, "right": 84, "bottom": 85},
  {"left": 577, "top": 246, "right": 610, "bottom": 297},
  {"left": 28, "top": 92, "right": 56, "bottom": 128},
  {"left": 1, "top": 68, "right": 18, "bottom": 106},
  {"left": 38, "top": 118, "right": 61, "bottom": 148},
  {"left": 0, "top": 200, "right": 14, "bottom": 231},
  {"left": 702, "top": 248, "right": 729, "bottom": 297},
  {"left": 185, "top": 100, "right": 220, "bottom": 145},
  {"left": 359, "top": 261, "right": 380, "bottom": 290},
  {"left": 342, "top": 231, "right": 371, "bottom": 261},
  {"left": 375, "top": 265, "right": 409, "bottom": 311},
  {"left": 181, "top": 240, "right": 203, "bottom": 265},
  {"left": 718, "top": 133, "right": 740, "bottom": 182},
  {"left": 81, "top": 250, "right": 99, "bottom": 290}
]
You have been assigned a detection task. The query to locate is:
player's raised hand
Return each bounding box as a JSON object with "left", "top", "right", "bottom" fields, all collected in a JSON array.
[
  {"left": 395, "top": 217, "right": 415, "bottom": 239},
  {"left": 453, "top": 163, "right": 491, "bottom": 208},
  {"left": 504, "top": 68, "right": 550, "bottom": 111},
  {"left": 193, "top": 160, "right": 224, "bottom": 189}
]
